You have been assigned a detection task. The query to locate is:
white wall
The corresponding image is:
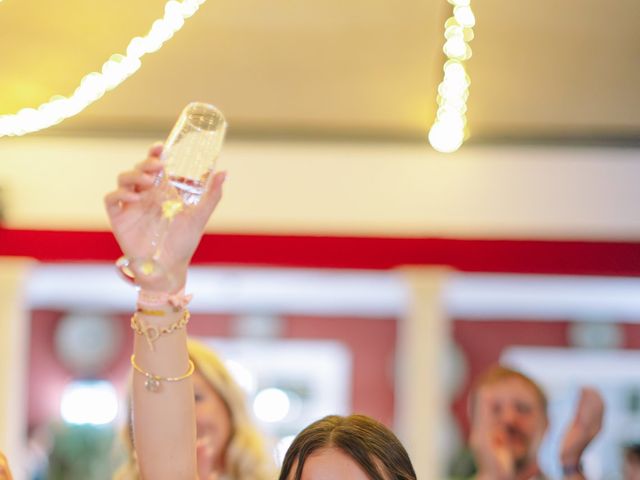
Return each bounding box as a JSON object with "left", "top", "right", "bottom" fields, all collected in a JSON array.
[{"left": 1, "top": 136, "right": 639, "bottom": 239}]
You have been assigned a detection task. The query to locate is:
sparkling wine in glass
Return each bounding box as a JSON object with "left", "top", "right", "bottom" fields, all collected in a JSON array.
[{"left": 117, "top": 102, "right": 227, "bottom": 287}]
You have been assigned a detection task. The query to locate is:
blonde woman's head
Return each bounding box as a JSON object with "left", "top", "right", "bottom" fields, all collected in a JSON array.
[
  {"left": 188, "top": 339, "right": 274, "bottom": 480},
  {"left": 115, "top": 338, "right": 274, "bottom": 480}
]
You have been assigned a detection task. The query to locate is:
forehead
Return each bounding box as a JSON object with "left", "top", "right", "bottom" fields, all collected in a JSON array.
[
  {"left": 296, "top": 447, "right": 372, "bottom": 480},
  {"left": 192, "top": 370, "right": 207, "bottom": 388},
  {"left": 192, "top": 371, "right": 224, "bottom": 402},
  {"left": 479, "top": 377, "right": 543, "bottom": 405}
]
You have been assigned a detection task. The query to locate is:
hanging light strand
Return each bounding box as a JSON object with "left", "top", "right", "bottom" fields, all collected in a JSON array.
[
  {"left": 428, "top": 0, "right": 475, "bottom": 153},
  {"left": 0, "top": 0, "right": 206, "bottom": 137}
]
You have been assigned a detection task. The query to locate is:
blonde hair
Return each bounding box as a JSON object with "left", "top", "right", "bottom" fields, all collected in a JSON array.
[{"left": 114, "top": 338, "right": 275, "bottom": 480}]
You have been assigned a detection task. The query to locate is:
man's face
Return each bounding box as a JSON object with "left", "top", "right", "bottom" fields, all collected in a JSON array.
[{"left": 476, "top": 377, "right": 548, "bottom": 469}]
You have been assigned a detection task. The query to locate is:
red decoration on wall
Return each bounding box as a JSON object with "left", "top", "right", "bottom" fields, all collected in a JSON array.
[{"left": 1, "top": 227, "right": 639, "bottom": 275}]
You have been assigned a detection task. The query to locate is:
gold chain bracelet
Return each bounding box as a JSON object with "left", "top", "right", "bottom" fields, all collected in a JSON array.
[
  {"left": 131, "top": 354, "right": 195, "bottom": 392},
  {"left": 130, "top": 309, "right": 191, "bottom": 351}
]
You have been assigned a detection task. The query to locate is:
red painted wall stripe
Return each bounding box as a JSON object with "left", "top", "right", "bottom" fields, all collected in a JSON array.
[{"left": 1, "top": 227, "right": 638, "bottom": 275}]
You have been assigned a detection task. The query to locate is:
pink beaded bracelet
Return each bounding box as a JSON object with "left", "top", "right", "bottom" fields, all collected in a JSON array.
[{"left": 137, "top": 288, "right": 193, "bottom": 311}]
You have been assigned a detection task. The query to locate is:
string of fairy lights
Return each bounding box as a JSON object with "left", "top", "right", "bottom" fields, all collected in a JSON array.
[
  {"left": 0, "top": 0, "right": 207, "bottom": 137},
  {"left": 3, "top": 0, "right": 476, "bottom": 148},
  {"left": 428, "top": 0, "right": 476, "bottom": 153}
]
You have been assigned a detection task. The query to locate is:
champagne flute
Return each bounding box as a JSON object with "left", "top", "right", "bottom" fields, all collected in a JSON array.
[{"left": 117, "top": 102, "right": 227, "bottom": 288}]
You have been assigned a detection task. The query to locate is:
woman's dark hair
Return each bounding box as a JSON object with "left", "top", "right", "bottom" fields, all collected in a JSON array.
[{"left": 279, "top": 414, "right": 417, "bottom": 480}]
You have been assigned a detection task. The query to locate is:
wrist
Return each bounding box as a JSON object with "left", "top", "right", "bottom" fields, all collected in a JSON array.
[
  {"left": 560, "top": 451, "right": 583, "bottom": 466},
  {"left": 137, "top": 287, "right": 193, "bottom": 311},
  {"left": 561, "top": 462, "right": 583, "bottom": 477},
  {"left": 136, "top": 265, "right": 187, "bottom": 294}
]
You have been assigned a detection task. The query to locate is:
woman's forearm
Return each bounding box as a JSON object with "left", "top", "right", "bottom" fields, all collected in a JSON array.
[
  {"left": 131, "top": 307, "right": 196, "bottom": 480},
  {"left": 106, "top": 146, "right": 226, "bottom": 480}
]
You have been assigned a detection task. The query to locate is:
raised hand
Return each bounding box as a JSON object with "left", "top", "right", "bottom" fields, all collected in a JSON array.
[
  {"left": 104, "top": 144, "right": 226, "bottom": 291},
  {"left": 470, "top": 390, "right": 515, "bottom": 480},
  {"left": 560, "top": 387, "right": 604, "bottom": 469}
]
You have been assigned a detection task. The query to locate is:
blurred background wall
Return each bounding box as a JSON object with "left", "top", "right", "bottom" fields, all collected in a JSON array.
[{"left": 1, "top": 0, "right": 639, "bottom": 479}]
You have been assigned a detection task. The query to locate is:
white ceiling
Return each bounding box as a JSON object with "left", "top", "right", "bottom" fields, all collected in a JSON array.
[{"left": 1, "top": 0, "right": 639, "bottom": 142}]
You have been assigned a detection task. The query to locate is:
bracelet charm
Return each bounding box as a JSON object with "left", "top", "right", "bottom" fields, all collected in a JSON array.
[
  {"left": 145, "top": 376, "right": 161, "bottom": 392},
  {"left": 130, "top": 355, "right": 195, "bottom": 392}
]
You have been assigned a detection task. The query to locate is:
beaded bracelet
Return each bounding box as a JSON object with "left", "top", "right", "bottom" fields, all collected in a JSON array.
[
  {"left": 137, "top": 287, "right": 193, "bottom": 311},
  {"left": 131, "top": 354, "right": 195, "bottom": 392},
  {"left": 131, "top": 309, "right": 191, "bottom": 351}
]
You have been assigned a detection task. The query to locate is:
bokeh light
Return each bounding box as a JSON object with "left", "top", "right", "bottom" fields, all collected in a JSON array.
[
  {"left": 60, "top": 380, "right": 119, "bottom": 426},
  {"left": 253, "top": 388, "right": 291, "bottom": 423},
  {"left": 0, "top": 0, "right": 207, "bottom": 137},
  {"left": 429, "top": 1, "right": 476, "bottom": 153}
]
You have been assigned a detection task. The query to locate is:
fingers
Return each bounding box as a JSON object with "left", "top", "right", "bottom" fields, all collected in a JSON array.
[
  {"left": 471, "top": 389, "right": 508, "bottom": 453},
  {"left": 208, "top": 171, "right": 227, "bottom": 197},
  {"left": 577, "top": 388, "right": 603, "bottom": 417},
  {"left": 577, "top": 387, "right": 604, "bottom": 430},
  {"left": 117, "top": 154, "right": 164, "bottom": 192},
  {"left": 117, "top": 169, "right": 157, "bottom": 191},
  {"left": 469, "top": 390, "right": 513, "bottom": 477},
  {"left": 148, "top": 142, "right": 163, "bottom": 159},
  {"left": 134, "top": 142, "right": 164, "bottom": 172},
  {"left": 560, "top": 388, "right": 604, "bottom": 463},
  {"left": 133, "top": 158, "right": 164, "bottom": 175},
  {"left": 474, "top": 390, "right": 497, "bottom": 430},
  {"left": 105, "top": 169, "right": 155, "bottom": 213},
  {"left": 470, "top": 390, "right": 494, "bottom": 447},
  {"left": 581, "top": 387, "right": 604, "bottom": 408},
  {"left": 196, "top": 171, "right": 227, "bottom": 219},
  {"left": 104, "top": 189, "right": 141, "bottom": 215},
  {"left": 105, "top": 146, "right": 164, "bottom": 215}
]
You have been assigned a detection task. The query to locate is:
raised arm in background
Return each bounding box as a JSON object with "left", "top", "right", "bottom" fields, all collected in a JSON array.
[
  {"left": 469, "top": 365, "right": 603, "bottom": 480},
  {"left": 559, "top": 388, "right": 604, "bottom": 480}
]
